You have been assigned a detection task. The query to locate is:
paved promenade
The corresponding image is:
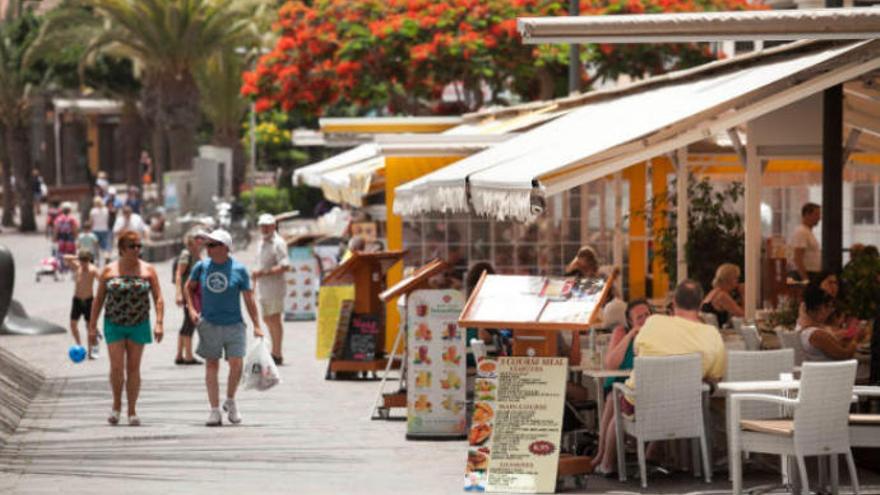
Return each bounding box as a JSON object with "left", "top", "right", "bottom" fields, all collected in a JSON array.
[{"left": 0, "top": 227, "right": 463, "bottom": 495}]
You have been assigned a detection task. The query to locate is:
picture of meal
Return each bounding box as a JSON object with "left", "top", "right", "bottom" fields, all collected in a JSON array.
[
  {"left": 442, "top": 395, "right": 463, "bottom": 414},
  {"left": 442, "top": 323, "right": 458, "bottom": 340},
  {"left": 466, "top": 449, "right": 489, "bottom": 472},
  {"left": 475, "top": 379, "right": 495, "bottom": 394},
  {"left": 414, "top": 323, "right": 432, "bottom": 341},
  {"left": 468, "top": 422, "right": 492, "bottom": 446},
  {"left": 414, "top": 346, "right": 431, "bottom": 365},
  {"left": 413, "top": 394, "right": 432, "bottom": 413},
  {"left": 477, "top": 359, "right": 497, "bottom": 378},
  {"left": 439, "top": 371, "right": 461, "bottom": 390},
  {"left": 288, "top": 290, "right": 297, "bottom": 297},
  {"left": 473, "top": 402, "right": 493, "bottom": 424},
  {"left": 415, "top": 371, "right": 431, "bottom": 388},
  {"left": 441, "top": 346, "right": 461, "bottom": 365}
]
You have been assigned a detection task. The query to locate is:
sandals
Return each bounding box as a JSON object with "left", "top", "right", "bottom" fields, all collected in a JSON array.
[
  {"left": 128, "top": 415, "right": 141, "bottom": 427},
  {"left": 107, "top": 410, "right": 120, "bottom": 425},
  {"left": 176, "top": 357, "right": 203, "bottom": 365},
  {"left": 271, "top": 355, "right": 283, "bottom": 366}
]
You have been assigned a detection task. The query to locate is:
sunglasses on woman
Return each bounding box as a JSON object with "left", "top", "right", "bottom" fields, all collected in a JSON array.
[
  {"left": 206, "top": 242, "right": 223, "bottom": 248},
  {"left": 126, "top": 243, "right": 143, "bottom": 250}
]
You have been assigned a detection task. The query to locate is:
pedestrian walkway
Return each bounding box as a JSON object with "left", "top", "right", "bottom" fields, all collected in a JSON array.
[{"left": 0, "top": 230, "right": 463, "bottom": 495}]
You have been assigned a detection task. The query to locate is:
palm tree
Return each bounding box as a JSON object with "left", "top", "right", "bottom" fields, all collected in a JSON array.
[
  {"left": 41, "top": 0, "right": 262, "bottom": 177},
  {"left": 195, "top": 47, "right": 251, "bottom": 195},
  {"left": 0, "top": 8, "right": 41, "bottom": 231}
]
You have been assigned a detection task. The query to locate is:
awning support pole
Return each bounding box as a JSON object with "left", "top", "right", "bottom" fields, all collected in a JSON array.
[
  {"left": 613, "top": 172, "right": 623, "bottom": 296},
  {"left": 675, "top": 148, "right": 688, "bottom": 284},
  {"left": 744, "top": 123, "right": 762, "bottom": 320}
]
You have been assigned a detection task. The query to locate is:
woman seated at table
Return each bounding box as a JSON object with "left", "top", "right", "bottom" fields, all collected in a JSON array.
[
  {"left": 797, "top": 284, "right": 865, "bottom": 361},
  {"left": 591, "top": 299, "right": 652, "bottom": 475},
  {"left": 796, "top": 271, "right": 847, "bottom": 329},
  {"left": 700, "top": 263, "right": 744, "bottom": 328}
]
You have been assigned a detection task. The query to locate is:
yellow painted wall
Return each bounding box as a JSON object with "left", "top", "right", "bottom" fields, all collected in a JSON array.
[
  {"left": 651, "top": 157, "right": 673, "bottom": 298},
  {"left": 625, "top": 163, "right": 647, "bottom": 299},
  {"left": 383, "top": 155, "right": 463, "bottom": 353}
]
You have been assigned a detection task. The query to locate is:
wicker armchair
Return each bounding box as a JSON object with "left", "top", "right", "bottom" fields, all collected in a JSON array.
[
  {"left": 728, "top": 360, "right": 859, "bottom": 495},
  {"left": 738, "top": 324, "right": 763, "bottom": 351},
  {"left": 775, "top": 328, "right": 805, "bottom": 366},
  {"left": 613, "top": 354, "right": 711, "bottom": 487}
]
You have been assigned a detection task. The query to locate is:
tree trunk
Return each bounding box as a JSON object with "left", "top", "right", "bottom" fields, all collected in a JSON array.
[
  {"left": 119, "top": 100, "right": 146, "bottom": 188},
  {"left": 214, "top": 127, "right": 246, "bottom": 196},
  {"left": 0, "top": 128, "right": 15, "bottom": 227},
  {"left": 6, "top": 124, "right": 35, "bottom": 232},
  {"left": 143, "top": 72, "right": 200, "bottom": 172}
]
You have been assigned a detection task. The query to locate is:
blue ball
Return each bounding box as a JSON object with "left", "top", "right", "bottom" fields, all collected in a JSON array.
[{"left": 68, "top": 345, "right": 87, "bottom": 363}]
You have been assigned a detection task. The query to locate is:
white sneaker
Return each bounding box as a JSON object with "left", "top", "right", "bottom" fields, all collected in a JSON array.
[
  {"left": 223, "top": 399, "right": 241, "bottom": 424},
  {"left": 90, "top": 345, "right": 100, "bottom": 359},
  {"left": 205, "top": 408, "right": 222, "bottom": 427}
]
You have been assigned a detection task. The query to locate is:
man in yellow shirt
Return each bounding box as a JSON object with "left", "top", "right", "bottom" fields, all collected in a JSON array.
[{"left": 622, "top": 279, "right": 726, "bottom": 411}]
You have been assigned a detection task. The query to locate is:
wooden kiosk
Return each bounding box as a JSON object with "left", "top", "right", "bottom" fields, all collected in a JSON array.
[
  {"left": 371, "top": 259, "right": 449, "bottom": 420},
  {"left": 460, "top": 271, "right": 616, "bottom": 492},
  {"left": 322, "top": 250, "right": 405, "bottom": 379}
]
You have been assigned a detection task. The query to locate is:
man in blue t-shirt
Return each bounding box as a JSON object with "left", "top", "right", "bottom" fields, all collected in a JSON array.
[{"left": 185, "top": 229, "right": 264, "bottom": 427}]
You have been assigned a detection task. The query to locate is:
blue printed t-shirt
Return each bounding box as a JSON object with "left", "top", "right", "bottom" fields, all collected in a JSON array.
[{"left": 189, "top": 258, "right": 251, "bottom": 325}]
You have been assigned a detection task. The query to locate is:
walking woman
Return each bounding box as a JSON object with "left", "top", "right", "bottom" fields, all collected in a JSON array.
[
  {"left": 174, "top": 227, "right": 204, "bottom": 365},
  {"left": 89, "top": 231, "right": 164, "bottom": 426}
]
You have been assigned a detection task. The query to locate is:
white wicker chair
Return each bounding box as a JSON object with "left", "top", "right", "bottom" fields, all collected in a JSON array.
[
  {"left": 728, "top": 360, "right": 860, "bottom": 495},
  {"left": 738, "top": 324, "right": 763, "bottom": 351},
  {"left": 613, "top": 354, "right": 711, "bottom": 488},
  {"left": 775, "top": 328, "right": 805, "bottom": 366}
]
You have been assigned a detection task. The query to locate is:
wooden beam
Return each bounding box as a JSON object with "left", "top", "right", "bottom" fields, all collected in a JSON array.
[{"left": 744, "top": 122, "right": 762, "bottom": 320}]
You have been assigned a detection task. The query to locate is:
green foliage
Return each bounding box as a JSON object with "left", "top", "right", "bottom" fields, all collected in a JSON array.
[
  {"left": 241, "top": 186, "right": 291, "bottom": 216},
  {"left": 243, "top": 110, "right": 309, "bottom": 170},
  {"left": 767, "top": 296, "right": 799, "bottom": 329},
  {"left": 840, "top": 253, "right": 880, "bottom": 320},
  {"left": 645, "top": 174, "right": 745, "bottom": 291}
]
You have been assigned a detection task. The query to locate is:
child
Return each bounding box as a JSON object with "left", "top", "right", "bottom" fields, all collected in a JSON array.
[
  {"left": 63, "top": 251, "right": 101, "bottom": 359},
  {"left": 77, "top": 220, "right": 101, "bottom": 266}
]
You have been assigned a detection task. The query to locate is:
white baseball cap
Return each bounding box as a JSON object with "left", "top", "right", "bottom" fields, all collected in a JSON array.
[
  {"left": 257, "top": 213, "right": 276, "bottom": 226},
  {"left": 203, "top": 229, "right": 232, "bottom": 247}
]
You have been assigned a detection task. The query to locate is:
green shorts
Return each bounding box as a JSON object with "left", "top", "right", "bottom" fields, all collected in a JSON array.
[{"left": 104, "top": 319, "right": 152, "bottom": 345}]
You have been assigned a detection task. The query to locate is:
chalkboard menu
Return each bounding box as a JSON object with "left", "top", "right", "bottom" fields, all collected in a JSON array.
[{"left": 344, "top": 313, "right": 381, "bottom": 361}]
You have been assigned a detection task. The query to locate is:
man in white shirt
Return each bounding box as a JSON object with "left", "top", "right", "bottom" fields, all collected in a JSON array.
[
  {"left": 790, "top": 202, "right": 822, "bottom": 282},
  {"left": 112, "top": 205, "right": 147, "bottom": 238},
  {"left": 252, "top": 213, "right": 290, "bottom": 365}
]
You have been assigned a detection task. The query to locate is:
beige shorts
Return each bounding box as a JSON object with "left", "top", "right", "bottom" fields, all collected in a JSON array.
[{"left": 259, "top": 297, "right": 285, "bottom": 317}]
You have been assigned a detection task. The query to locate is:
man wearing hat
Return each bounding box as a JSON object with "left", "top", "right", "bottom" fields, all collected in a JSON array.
[
  {"left": 185, "top": 229, "right": 264, "bottom": 426},
  {"left": 252, "top": 213, "right": 290, "bottom": 365}
]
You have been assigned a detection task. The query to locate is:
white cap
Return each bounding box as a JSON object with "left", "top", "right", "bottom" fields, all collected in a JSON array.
[
  {"left": 257, "top": 213, "right": 276, "bottom": 226},
  {"left": 203, "top": 229, "right": 232, "bottom": 247},
  {"left": 107, "top": 186, "right": 117, "bottom": 195}
]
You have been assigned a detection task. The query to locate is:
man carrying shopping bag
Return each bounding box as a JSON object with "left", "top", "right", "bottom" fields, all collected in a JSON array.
[{"left": 185, "top": 229, "right": 264, "bottom": 426}]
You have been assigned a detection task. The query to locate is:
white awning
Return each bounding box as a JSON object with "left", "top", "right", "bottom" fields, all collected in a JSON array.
[
  {"left": 320, "top": 155, "right": 385, "bottom": 207},
  {"left": 292, "top": 143, "right": 380, "bottom": 188},
  {"left": 394, "top": 39, "right": 880, "bottom": 221}
]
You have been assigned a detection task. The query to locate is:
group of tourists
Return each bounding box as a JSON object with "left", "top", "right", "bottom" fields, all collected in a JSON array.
[{"left": 63, "top": 210, "right": 290, "bottom": 427}]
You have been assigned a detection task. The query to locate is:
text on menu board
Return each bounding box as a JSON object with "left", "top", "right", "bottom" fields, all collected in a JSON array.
[{"left": 345, "top": 313, "right": 380, "bottom": 361}]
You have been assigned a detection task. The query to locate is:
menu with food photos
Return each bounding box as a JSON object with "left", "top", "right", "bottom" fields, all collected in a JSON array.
[
  {"left": 406, "top": 289, "right": 467, "bottom": 439},
  {"left": 465, "top": 357, "right": 567, "bottom": 493},
  {"left": 284, "top": 246, "right": 320, "bottom": 321}
]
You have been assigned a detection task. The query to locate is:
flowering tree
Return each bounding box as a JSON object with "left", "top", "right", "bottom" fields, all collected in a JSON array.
[{"left": 244, "top": 0, "right": 754, "bottom": 117}]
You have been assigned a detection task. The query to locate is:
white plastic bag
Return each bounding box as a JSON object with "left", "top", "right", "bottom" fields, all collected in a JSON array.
[{"left": 242, "top": 337, "right": 281, "bottom": 391}]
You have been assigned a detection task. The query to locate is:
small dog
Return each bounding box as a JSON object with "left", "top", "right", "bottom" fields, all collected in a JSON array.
[{"left": 35, "top": 256, "right": 61, "bottom": 282}]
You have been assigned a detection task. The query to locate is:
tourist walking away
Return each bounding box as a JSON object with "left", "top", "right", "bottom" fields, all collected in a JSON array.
[
  {"left": 174, "top": 227, "right": 205, "bottom": 365},
  {"left": 77, "top": 221, "right": 101, "bottom": 267},
  {"left": 104, "top": 187, "right": 122, "bottom": 249},
  {"left": 790, "top": 202, "right": 822, "bottom": 283},
  {"left": 185, "top": 229, "right": 264, "bottom": 426},
  {"left": 63, "top": 251, "right": 101, "bottom": 359},
  {"left": 54, "top": 203, "right": 79, "bottom": 272},
  {"left": 113, "top": 205, "right": 146, "bottom": 239},
  {"left": 89, "top": 231, "right": 164, "bottom": 426},
  {"left": 90, "top": 196, "right": 111, "bottom": 263},
  {"left": 31, "top": 168, "right": 45, "bottom": 216},
  {"left": 253, "top": 213, "right": 290, "bottom": 365}
]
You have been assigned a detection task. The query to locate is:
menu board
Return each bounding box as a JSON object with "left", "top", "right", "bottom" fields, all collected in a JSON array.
[
  {"left": 461, "top": 274, "right": 610, "bottom": 331},
  {"left": 406, "top": 289, "right": 467, "bottom": 439},
  {"left": 344, "top": 313, "right": 381, "bottom": 361},
  {"left": 465, "top": 357, "right": 567, "bottom": 493},
  {"left": 284, "top": 246, "right": 320, "bottom": 321},
  {"left": 315, "top": 285, "right": 354, "bottom": 359}
]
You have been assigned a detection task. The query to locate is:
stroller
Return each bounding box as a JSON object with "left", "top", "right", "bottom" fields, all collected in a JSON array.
[{"left": 35, "top": 255, "right": 61, "bottom": 282}]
